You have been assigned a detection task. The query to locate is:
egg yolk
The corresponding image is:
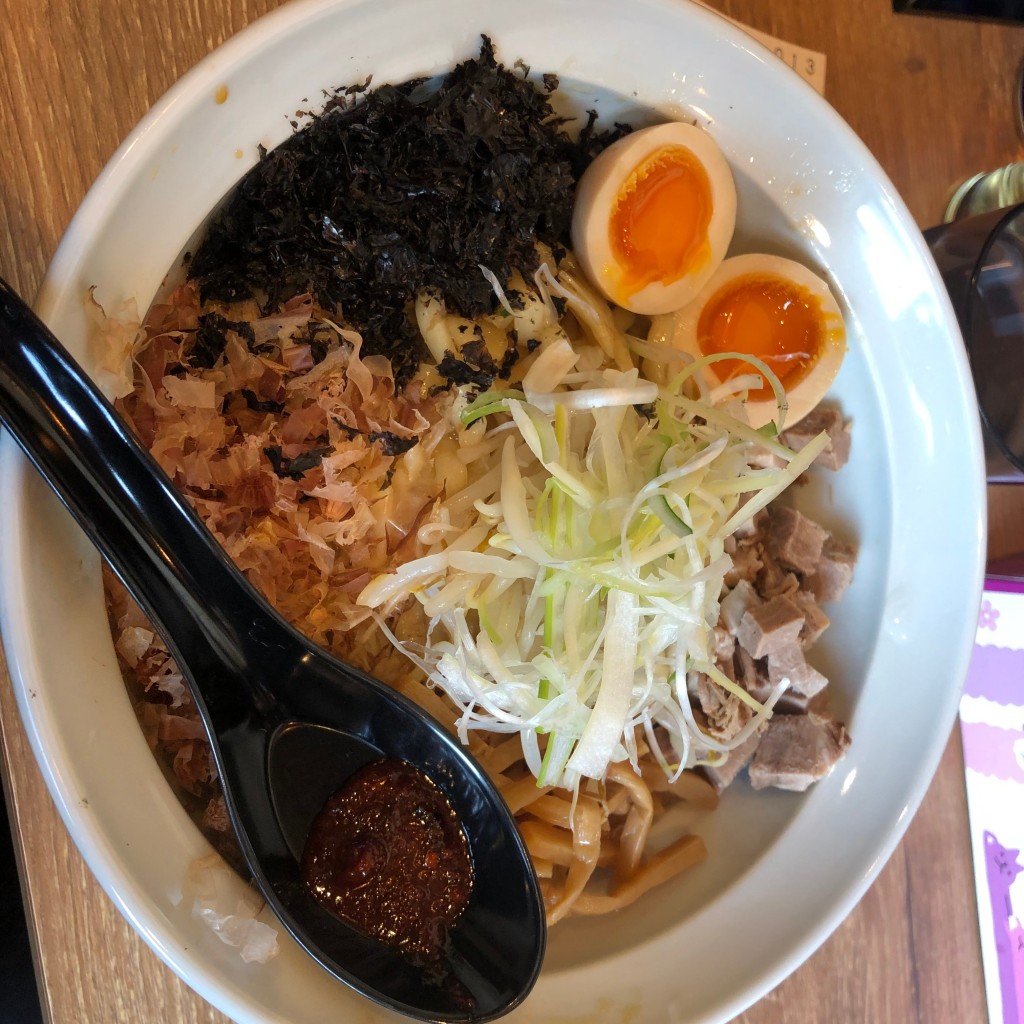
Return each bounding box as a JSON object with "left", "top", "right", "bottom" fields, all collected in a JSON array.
[
  {"left": 609, "top": 146, "right": 712, "bottom": 301},
  {"left": 697, "top": 274, "right": 826, "bottom": 401}
]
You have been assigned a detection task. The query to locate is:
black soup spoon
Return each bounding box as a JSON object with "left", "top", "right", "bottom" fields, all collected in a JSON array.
[{"left": 0, "top": 277, "right": 546, "bottom": 1022}]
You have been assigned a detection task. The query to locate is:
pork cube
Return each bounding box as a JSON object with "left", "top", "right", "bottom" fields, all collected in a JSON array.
[
  {"left": 748, "top": 713, "right": 850, "bottom": 791},
  {"left": 794, "top": 592, "right": 831, "bottom": 647},
  {"left": 765, "top": 505, "right": 829, "bottom": 576},
  {"left": 720, "top": 579, "right": 762, "bottom": 633},
  {"left": 736, "top": 594, "right": 805, "bottom": 659},
  {"left": 712, "top": 625, "right": 736, "bottom": 664},
  {"left": 807, "top": 537, "right": 857, "bottom": 604},
  {"left": 700, "top": 726, "right": 766, "bottom": 793},
  {"left": 724, "top": 542, "right": 764, "bottom": 587},
  {"left": 733, "top": 646, "right": 772, "bottom": 704},
  {"left": 766, "top": 641, "right": 829, "bottom": 697},
  {"left": 781, "top": 404, "right": 852, "bottom": 471},
  {"left": 775, "top": 689, "right": 812, "bottom": 714},
  {"left": 697, "top": 674, "right": 750, "bottom": 743},
  {"left": 756, "top": 545, "right": 800, "bottom": 599}
]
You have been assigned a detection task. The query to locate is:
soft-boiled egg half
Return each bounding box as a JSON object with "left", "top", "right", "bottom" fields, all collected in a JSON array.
[
  {"left": 651, "top": 254, "right": 847, "bottom": 429},
  {"left": 571, "top": 122, "right": 737, "bottom": 315}
]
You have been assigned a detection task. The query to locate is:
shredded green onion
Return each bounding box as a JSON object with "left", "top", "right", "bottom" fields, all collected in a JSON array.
[{"left": 359, "top": 266, "right": 833, "bottom": 790}]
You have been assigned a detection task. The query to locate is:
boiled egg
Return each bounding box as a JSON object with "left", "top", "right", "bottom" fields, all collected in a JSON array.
[
  {"left": 571, "top": 121, "right": 737, "bottom": 315},
  {"left": 652, "top": 253, "right": 847, "bottom": 429}
]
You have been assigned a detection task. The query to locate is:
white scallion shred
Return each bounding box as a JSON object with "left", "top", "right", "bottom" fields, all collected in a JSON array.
[{"left": 357, "top": 264, "right": 830, "bottom": 790}]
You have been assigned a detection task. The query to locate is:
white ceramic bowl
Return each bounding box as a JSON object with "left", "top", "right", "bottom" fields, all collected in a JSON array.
[{"left": 0, "top": 0, "right": 986, "bottom": 1021}]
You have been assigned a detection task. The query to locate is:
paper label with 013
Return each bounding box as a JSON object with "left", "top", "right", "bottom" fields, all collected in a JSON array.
[{"left": 695, "top": 3, "right": 827, "bottom": 94}]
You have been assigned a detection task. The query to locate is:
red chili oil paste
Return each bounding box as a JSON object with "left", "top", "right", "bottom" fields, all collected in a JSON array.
[{"left": 301, "top": 759, "right": 473, "bottom": 958}]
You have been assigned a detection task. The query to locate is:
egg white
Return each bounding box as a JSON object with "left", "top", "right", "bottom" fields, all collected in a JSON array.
[
  {"left": 650, "top": 254, "right": 847, "bottom": 429},
  {"left": 571, "top": 122, "right": 737, "bottom": 315}
]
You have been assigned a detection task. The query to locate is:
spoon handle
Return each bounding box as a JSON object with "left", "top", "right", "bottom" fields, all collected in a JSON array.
[{"left": 0, "top": 277, "right": 279, "bottom": 728}]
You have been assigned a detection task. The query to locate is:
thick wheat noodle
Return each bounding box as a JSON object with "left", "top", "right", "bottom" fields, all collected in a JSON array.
[
  {"left": 443, "top": 464, "right": 503, "bottom": 518},
  {"left": 531, "top": 857, "right": 555, "bottom": 879},
  {"left": 606, "top": 763, "right": 654, "bottom": 888},
  {"left": 519, "top": 791, "right": 621, "bottom": 865},
  {"left": 596, "top": 840, "right": 620, "bottom": 868},
  {"left": 520, "top": 793, "right": 575, "bottom": 828},
  {"left": 640, "top": 763, "right": 721, "bottom": 809},
  {"left": 549, "top": 258, "right": 634, "bottom": 371},
  {"left": 479, "top": 735, "right": 530, "bottom": 776},
  {"left": 568, "top": 834, "right": 709, "bottom": 916},
  {"left": 519, "top": 819, "right": 575, "bottom": 866},
  {"left": 544, "top": 796, "right": 604, "bottom": 924},
  {"left": 499, "top": 774, "right": 555, "bottom": 814},
  {"left": 602, "top": 785, "right": 631, "bottom": 818}
]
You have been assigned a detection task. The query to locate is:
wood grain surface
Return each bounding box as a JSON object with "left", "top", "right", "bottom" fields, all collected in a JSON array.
[{"left": 2, "top": 1, "right": 1023, "bottom": 1022}]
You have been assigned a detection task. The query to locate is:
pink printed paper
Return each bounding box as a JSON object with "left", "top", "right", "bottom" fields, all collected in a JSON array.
[{"left": 961, "top": 579, "right": 1024, "bottom": 1024}]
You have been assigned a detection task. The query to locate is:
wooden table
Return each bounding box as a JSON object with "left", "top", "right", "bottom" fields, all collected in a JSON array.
[{"left": 1, "top": 1, "right": 1023, "bottom": 1021}]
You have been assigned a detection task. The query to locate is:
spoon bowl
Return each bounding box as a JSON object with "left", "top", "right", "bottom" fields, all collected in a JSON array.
[{"left": 0, "top": 277, "right": 545, "bottom": 1022}]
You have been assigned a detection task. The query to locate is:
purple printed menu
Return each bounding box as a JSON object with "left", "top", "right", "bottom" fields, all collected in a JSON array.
[{"left": 961, "top": 576, "right": 1024, "bottom": 1024}]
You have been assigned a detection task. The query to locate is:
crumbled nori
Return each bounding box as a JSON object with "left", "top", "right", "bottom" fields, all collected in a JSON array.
[
  {"left": 191, "top": 312, "right": 256, "bottom": 370},
  {"left": 436, "top": 351, "right": 496, "bottom": 390},
  {"left": 370, "top": 431, "right": 419, "bottom": 457},
  {"left": 286, "top": 320, "right": 337, "bottom": 366},
  {"left": 459, "top": 340, "right": 496, "bottom": 373},
  {"left": 263, "top": 444, "right": 335, "bottom": 480},
  {"left": 498, "top": 340, "right": 520, "bottom": 379},
  {"left": 187, "top": 36, "right": 628, "bottom": 382},
  {"left": 241, "top": 390, "right": 285, "bottom": 413},
  {"left": 332, "top": 417, "right": 420, "bottom": 457}
]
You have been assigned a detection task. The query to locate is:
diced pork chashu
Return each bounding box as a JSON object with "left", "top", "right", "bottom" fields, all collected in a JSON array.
[
  {"left": 724, "top": 541, "right": 764, "bottom": 587},
  {"left": 756, "top": 545, "right": 801, "bottom": 599},
  {"left": 734, "top": 646, "right": 772, "bottom": 704},
  {"left": 720, "top": 579, "right": 761, "bottom": 634},
  {"left": 696, "top": 673, "right": 750, "bottom": 742},
  {"left": 736, "top": 593, "right": 805, "bottom": 660},
  {"left": 765, "top": 505, "right": 829, "bottom": 576},
  {"left": 780, "top": 404, "right": 852, "bottom": 472},
  {"left": 774, "top": 688, "right": 812, "bottom": 714},
  {"left": 765, "top": 641, "right": 829, "bottom": 698},
  {"left": 712, "top": 625, "right": 736, "bottom": 663},
  {"left": 793, "top": 591, "right": 830, "bottom": 647},
  {"left": 701, "top": 725, "right": 766, "bottom": 792},
  {"left": 731, "top": 505, "right": 763, "bottom": 542},
  {"left": 748, "top": 713, "right": 850, "bottom": 791},
  {"left": 807, "top": 536, "right": 858, "bottom": 604}
]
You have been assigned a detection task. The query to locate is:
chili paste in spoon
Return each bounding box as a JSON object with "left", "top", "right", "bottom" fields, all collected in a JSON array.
[{"left": 302, "top": 760, "right": 474, "bottom": 958}]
